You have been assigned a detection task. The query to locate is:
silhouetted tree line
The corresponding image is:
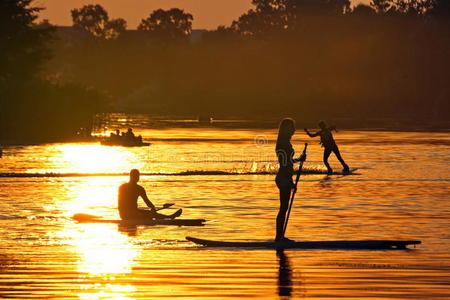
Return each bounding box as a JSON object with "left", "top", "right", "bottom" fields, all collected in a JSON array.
[
  {"left": 43, "top": 0, "right": 448, "bottom": 127},
  {"left": 2, "top": 0, "right": 449, "bottom": 143},
  {"left": 0, "top": 0, "right": 110, "bottom": 143}
]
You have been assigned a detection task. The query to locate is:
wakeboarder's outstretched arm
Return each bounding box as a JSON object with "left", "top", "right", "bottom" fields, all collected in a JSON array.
[{"left": 304, "top": 128, "right": 319, "bottom": 137}]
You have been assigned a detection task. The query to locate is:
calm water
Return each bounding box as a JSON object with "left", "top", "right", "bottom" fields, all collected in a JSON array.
[{"left": 0, "top": 128, "right": 449, "bottom": 299}]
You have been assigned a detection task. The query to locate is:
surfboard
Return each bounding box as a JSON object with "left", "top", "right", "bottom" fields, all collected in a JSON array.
[
  {"left": 325, "top": 168, "right": 359, "bottom": 175},
  {"left": 73, "top": 213, "right": 205, "bottom": 226},
  {"left": 186, "top": 237, "right": 421, "bottom": 249}
]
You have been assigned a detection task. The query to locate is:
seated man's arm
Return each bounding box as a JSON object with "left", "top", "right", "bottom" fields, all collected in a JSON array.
[{"left": 139, "top": 187, "right": 156, "bottom": 212}]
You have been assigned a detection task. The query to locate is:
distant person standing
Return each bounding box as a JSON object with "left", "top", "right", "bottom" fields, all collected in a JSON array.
[
  {"left": 304, "top": 120, "right": 349, "bottom": 175},
  {"left": 275, "top": 118, "right": 306, "bottom": 242}
]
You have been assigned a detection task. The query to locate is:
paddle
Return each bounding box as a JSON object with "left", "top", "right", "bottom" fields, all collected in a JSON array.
[
  {"left": 73, "top": 203, "right": 175, "bottom": 221},
  {"left": 154, "top": 203, "right": 175, "bottom": 211},
  {"left": 282, "top": 143, "right": 308, "bottom": 237}
]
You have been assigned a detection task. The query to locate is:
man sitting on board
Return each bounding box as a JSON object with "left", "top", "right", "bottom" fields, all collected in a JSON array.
[{"left": 118, "top": 169, "right": 182, "bottom": 220}]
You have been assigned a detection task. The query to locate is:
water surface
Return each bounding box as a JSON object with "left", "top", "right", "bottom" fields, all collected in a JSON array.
[{"left": 1, "top": 129, "right": 449, "bottom": 299}]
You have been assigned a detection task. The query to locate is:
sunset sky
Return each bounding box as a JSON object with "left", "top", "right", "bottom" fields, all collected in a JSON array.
[{"left": 37, "top": 0, "right": 369, "bottom": 30}]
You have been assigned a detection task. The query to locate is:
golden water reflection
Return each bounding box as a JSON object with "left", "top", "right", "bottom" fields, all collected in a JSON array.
[
  {"left": 60, "top": 177, "right": 119, "bottom": 217},
  {"left": 55, "top": 219, "right": 141, "bottom": 299},
  {"left": 54, "top": 172, "right": 142, "bottom": 299},
  {"left": 47, "top": 144, "right": 140, "bottom": 174}
]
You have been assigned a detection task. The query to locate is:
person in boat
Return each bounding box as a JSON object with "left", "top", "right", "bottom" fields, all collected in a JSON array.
[
  {"left": 304, "top": 120, "right": 349, "bottom": 175},
  {"left": 118, "top": 169, "right": 182, "bottom": 220},
  {"left": 125, "top": 128, "right": 135, "bottom": 139},
  {"left": 275, "top": 118, "right": 306, "bottom": 242},
  {"left": 124, "top": 128, "right": 140, "bottom": 144},
  {"left": 112, "top": 129, "right": 121, "bottom": 143}
]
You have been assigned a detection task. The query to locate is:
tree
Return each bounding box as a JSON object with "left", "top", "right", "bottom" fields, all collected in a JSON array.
[
  {"left": 138, "top": 8, "right": 193, "bottom": 41},
  {"left": 229, "top": 0, "right": 351, "bottom": 36},
  {"left": 351, "top": 4, "right": 376, "bottom": 16},
  {"left": 0, "top": 0, "right": 53, "bottom": 140},
  {"left": 393, "top": 0, "right": 434, "bottom": 16},
  {"left": 231, "top": 8, "right": 287, "bottom": 35},
  {"left": 71, "top": 4, "right": 127, "bottom": 39},
  {"left": 370, "top": 0, "right": 435, "bottom": 16},
  {"left": 285, "top": 0, "right": 351, "bottom": 15},
  {"left": 0, "top": 0, "right": 53, "bottom": 84},
  {"left": 430, "top": 0, "right": 450, "bottom": 17},
  {"left": 104, "top": 18, "right": 127, "bottom": 39},
  {"left": 371, "top": 0, "right": 392, "bottom": 13}
]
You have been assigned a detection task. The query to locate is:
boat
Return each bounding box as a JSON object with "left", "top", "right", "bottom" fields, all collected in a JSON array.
[
  {"left": 100, "top": 128, "right": 150, "bottom": 147},
  {"left": 73, "top": 213, "right": 205, "bottom": 226},
  {"left": 100, "top": 139, "right": 150, "bottom": 147},
  {"left": 186, "top": 236, "right": 421, "bottom": 250}
]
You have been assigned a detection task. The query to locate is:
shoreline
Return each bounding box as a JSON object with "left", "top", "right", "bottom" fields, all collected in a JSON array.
[{"left": 1, "top": 125, "right": 449, "bottom": 146}]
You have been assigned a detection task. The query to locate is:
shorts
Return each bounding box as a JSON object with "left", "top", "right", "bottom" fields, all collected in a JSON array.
[{"left": 119, "top": 209, "right": 154, "bottom": 220}]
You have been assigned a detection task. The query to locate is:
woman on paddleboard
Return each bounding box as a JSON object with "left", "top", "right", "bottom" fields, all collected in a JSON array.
[{"left": 275, "top": 118, "right": 306, "bottom": 242}]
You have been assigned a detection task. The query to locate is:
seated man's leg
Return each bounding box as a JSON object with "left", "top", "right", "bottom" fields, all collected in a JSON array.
[{"left": 137, "top": 209, "right": 182, "bottom": 220}]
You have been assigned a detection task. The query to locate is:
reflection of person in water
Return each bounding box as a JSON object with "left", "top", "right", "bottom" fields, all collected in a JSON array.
[
  {"left": 118, "top": 224, "right": 138, "bottom": 237},
  {"left": 305, "top": 120, "right": 349, "bottom": 175},
  {"left": 277, "top": 249, "right": 293, "bottom": 297}
]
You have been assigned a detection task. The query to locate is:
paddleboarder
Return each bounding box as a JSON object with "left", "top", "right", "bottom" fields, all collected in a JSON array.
[
  {"left": 275, "top": 118, "right": 306, "bottom": 242},
  {"left": 118, "top": 169, "right": 182, "bottom": 220},
  {"left": 304, "top": 120, "right": 349, "bottom": 175}
]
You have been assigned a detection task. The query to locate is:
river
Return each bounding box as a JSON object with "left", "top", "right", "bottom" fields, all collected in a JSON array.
[{"left": 0, "top": 127, "right": 449, "bottom": 299}]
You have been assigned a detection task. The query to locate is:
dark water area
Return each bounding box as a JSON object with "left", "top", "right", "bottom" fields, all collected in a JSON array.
[
  {"left": 0, "top": 127, "right": 449, "bottom": 299},
  {"left": 90, "top": 113, "right": 450, "bottom": 133}
]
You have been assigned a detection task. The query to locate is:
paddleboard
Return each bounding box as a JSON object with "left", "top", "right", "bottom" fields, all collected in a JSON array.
[
  {"left": 186, "top": 236, "right": 421, "bottom": 249},
  {"left": 73, "top": 213, "right": 205, "bottom": 226}
]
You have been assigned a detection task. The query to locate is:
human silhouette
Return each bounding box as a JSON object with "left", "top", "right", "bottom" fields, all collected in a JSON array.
[
  {"left": 275, "top": 118, "right": 306, "bottom": 242},
  {"left": 304, "top": 121, "right": 349, "bottom": 175},
  {"left": 118, "top": 169, "right": 182, "bottom": 220},
  {"left": 125, "top": 128, "right": 135, "bottom": 139},
  {"left": 277, "top": 249, "right": 293, "bottom": 297}
]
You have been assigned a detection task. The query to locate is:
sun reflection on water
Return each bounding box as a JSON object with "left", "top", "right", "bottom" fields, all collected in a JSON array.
[
  {"left": 47, "top": 144, "right": 138, "bottom": 174},
  {"left": 60, "top": 177, "right": 120, "bottom": 217},
  {"left": 53, "top": 216, "right": 142, "bottom": 299},
  {"left": 72, "top": 225, "right": 139, "bottom": 274},
  {"left": 53, "top": 170, "right": 142, "bottom": 298}
]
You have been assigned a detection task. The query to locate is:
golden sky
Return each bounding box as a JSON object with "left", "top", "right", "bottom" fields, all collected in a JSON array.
[
  {"left": 37, "top": 0, "right": 369, "bottom": 30},
  {"left": 37, "top": 0, "right": 253, "bottom": 30}
]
